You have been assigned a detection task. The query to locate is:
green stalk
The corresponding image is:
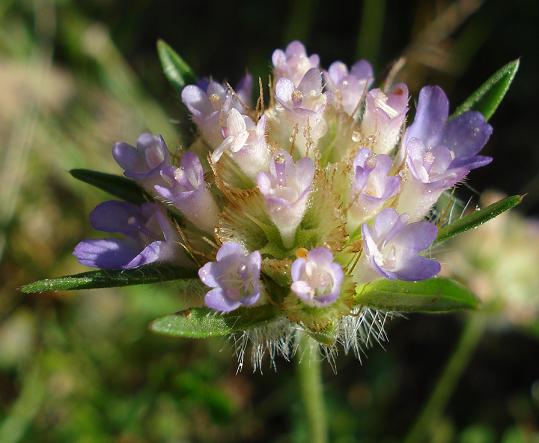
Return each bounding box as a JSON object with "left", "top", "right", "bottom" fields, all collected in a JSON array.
[
  {"left": 296, "top": 333, "right": 328, "bottom": 443},
  {"left": 403, "top": 314, "right": 487, "bottom": 443},
  {"left": 356, "top": 0, "right": 386, "bottom": 67}
]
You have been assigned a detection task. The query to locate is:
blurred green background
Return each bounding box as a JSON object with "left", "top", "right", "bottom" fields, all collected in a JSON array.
[{"left": 1, "top": 0, "right": 539, "bottom": 442}]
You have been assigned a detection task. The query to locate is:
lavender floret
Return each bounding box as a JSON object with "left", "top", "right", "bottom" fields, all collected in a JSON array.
[{"left": 198, "top": 242, "right": 262, "bottom": 312}]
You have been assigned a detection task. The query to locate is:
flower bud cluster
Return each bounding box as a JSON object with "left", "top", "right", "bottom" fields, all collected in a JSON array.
[{"left": 74, "top": 41, "right": 494, "bottom": 361}]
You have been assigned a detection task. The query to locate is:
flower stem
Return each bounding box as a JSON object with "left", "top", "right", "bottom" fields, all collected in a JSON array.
[
  {"left": 296, "top": 333, "right": 328, "bottom": 443},
  {"left": 403, "top": 314, "right": 487, "bottom": 443}
]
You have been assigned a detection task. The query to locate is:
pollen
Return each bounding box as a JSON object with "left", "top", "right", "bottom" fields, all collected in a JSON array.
[
  {"left": 208, "top": 93, "right": 221, "bottom": 106},
  {"left": 295, "top": 247, "right": 309, "bottom": 258},
  {"left": 291, "top": 89, "right": 303, "bottom": 102}
]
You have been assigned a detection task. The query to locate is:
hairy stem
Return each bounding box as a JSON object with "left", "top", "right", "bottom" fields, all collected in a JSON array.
[
  {"left": 404, "top": 314, "right": 487, "bottom": 443},
  {"left": 296, "top": 333, "right": 328, "bottom": 443}
]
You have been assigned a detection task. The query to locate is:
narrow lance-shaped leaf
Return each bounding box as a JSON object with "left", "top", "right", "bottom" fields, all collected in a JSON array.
[
  {"left": 70, "top": 169, "right": 148, "bottom": 204},
  {"left": 354, "top": 278, "right": 480, "bottom": 312},
  {"left": 157, "top": 39, "right": 197, "bottom": 91},
  {"left": 21, "top": 265, "right": 197, "bottom": 293},
  {"left": 150, "top": 305, "right": 279, "bottom": 339},
  {"left": 452, "top": 59, "right": 519, "bottom": 120},
  {"left": 435, "top": 194, "right": 523, "bottom": 245}
]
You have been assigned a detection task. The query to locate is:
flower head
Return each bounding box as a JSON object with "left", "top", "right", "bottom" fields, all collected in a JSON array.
[
  {"left": 291, "top": 247, "right": 344, "bottom": 306},
  {"left": 74, "top": 201, "right": 185, "bottom": 269},
  {"left": 198, "top": 242, "right": 262, "bottom": 312},
  {"left": 181, "top": 75, "right": 252, "bottom": 148},
  {"left": 361, "top": 84, "right": 409, "bottom": 154},
  {"left": 257, "top": 151, "right": 315, "bottom": 248},
  {"left": 154, "top": 152, "right": 219, "bottom": 233},
  {"left": 324, "top": 60, "right": 373, "bottom": 116},
  {"left": 272, "top": 40, "right": 320, "bottom": 86},
  {"left": 360, "top": 208, "right": 440, "bottom": 281},
  {"left": 57, "top": 40, "right": 506, "bottom": 370},
  {"left": 347, "top": 148, "right": 401, "bottom": 231},
  {"left": 113, "top": 132, "right": 170, "bottom": 191}
]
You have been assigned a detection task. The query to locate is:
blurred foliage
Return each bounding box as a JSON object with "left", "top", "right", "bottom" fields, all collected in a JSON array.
[{"left": 1, "top": 0, "right": 539, "bottom": 442}]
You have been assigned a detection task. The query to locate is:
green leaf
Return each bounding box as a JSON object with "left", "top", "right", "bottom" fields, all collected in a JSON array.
[
  {"left": 70, "top": 169, "right": 148, "bottom": 204},
  {"left": 435, "top": 194, "right": 523, "bottom": 245},
  {"left": 150, "top": 305, "right": 279, "bottom": 338},
  {"left": 21, "top": 266, "right": 197, "bottom": 293},
  {"left": 452, "top": 59, "right": 519, "bottom": 120},
  {"left": 157, "top": 39, "right": 196, "bottom": 91},
  {"left": 354, "top": 278, "right": 480, "bottom": 312}
]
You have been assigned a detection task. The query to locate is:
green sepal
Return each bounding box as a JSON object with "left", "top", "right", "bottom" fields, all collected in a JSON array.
[
  {"left": 149, "top": 305, "right": 279, "bottom": 339},
  {"left": 306, "top": 327, "right": 338, "bottom": 346},
  {"left": 21, "top": 266, "right": 197, "bottom": 293},
  {"left": 435, "top": 195, "right": 523, "bottom": 245},
  {"left": 70, "top": 169, "right": 148, "bottom": 204},
  {"left": 354, "top": 278, "right": 480, "bottom": 312},
  {"left": 157, "top": 39, "right": 196, "bottom": 92},
  {"left": 452, "top": 59, "right": 519, "bottom": 120}
]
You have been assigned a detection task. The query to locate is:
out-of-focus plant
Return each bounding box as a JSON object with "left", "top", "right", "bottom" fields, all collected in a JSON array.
[
  {"left": 442, "top": 191, "right": 539, "bottom": 327},
  {"left": 405, "top": 190, "right": 539, "bottom": 443}
]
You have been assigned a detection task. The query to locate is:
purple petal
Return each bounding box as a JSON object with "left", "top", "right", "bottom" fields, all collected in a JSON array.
[
  {"left": 291, "top": 280, "right": 311, "bottom": 299},
  {"left": 298, "top": 68, "right": 322, "bottom": 95},
  {"left": 353, "top": 148, "right": 371, "bottom": 169},
  {"left": 238, "top": 291, "right": 261, "bottom": 307},
  {"left": 392, "top": 221, "right": 438, "bottom": 251},
  {"left": 309, "top": 54, "right": 320, "bottom": 67},
  {"left": 442, "top": 111, "right": 493, "bottom": 158},
  {"left": 290, "top": 258, "right": 306, "bottom": 282},
  {"left": 154, "top": 184, "right": 174, "bottom": 200},
  {"left": 406, "top": 86, "right": 449, "bottom": 147},
  {"left": 180, "top": 151, "right": 204, "bottom": 184},
  {"left": 124, "top": 240, "right": 164, "bottom": 268},
  {"left": 271, "top": 49, "right": 286, "bottom": 68},
  {"left": 89, "top": 201, "right": 143, "bottom": 237},
  {"left": 387, "top": 83, "right": 409, "bottom": 112},
  {"left": 450, "top": 154, "right": 493, "bottom": 170},
  {"left": 206, "top": 80, "right": 226, "bottom": 98},
  {"left": 306, "top": 247, "right": 334, "bottom": 264},
  {"left": 256, "top": 172, "right": 272, "bottom": 195},
  {"left": 275, "top": 78, "right": 295, "bottom": 104},
  {"left": 350, "top": 60, "right": 374, "bottom": 80},
  {"left": 148, "top": 205, "right": 178, "bottom": 243},
  {"left": 295, "top": 157, "right": 316, "bottom": 191},
  {"left": 285, "top": 40, "right": 307, "bottom": 57},
  {"left": 216, "top": 242, "right": 245, "bottom": 261},
  {"left": 328, "top": 61, "right": 348, "bottom": 83},
  {"left": 236, "top": 73, "right": 253, "bottom": 105},
  {"left": 181, "top": 85, "right": 211, "bottom": 116},
  {"left": 313, "top": 263, "right": 344, "bottom": 305},
  {"left": 247, "top": 250, "right": 262, "bottom": 270},
  {"left": 73, "top": 238, "right": 142, "bottom": 269},
  {"left": 112, "top": 143, "right": 140, "bottom": 172},
  {"left": 205, "top": 288, "right": 241, "bottom": 312},
  {"left": 393, "top": 255, "right": 441, "bottom": 281},
  {"left": 373, "top": 208, "right": 403, "bottom": 238},
  {"left": 198, "top": 261, "right": 219, "bottom": 288},
  {"left": 113, "top": 133, "right": 169, "bottom": 180}
]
